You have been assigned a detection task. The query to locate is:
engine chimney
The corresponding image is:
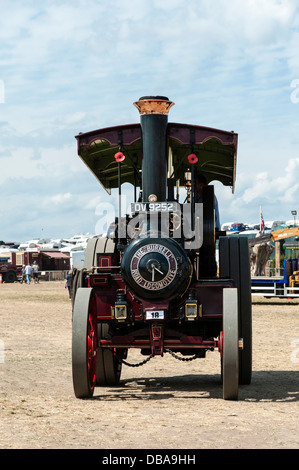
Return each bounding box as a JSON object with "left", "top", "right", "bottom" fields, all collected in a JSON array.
[{"left": 133, "top": 96, "right": 174, "bottom": 202}]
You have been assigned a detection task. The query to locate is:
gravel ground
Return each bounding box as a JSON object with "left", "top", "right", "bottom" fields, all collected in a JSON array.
[{"left": 0, "top": 281, "right": 298, "bottom": 450}]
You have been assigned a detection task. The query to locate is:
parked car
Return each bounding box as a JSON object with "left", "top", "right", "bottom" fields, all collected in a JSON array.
[{"left": 229, "top": 223, "right": 246, "bottom": 232}]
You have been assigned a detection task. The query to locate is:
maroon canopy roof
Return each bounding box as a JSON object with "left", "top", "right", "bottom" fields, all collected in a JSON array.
[{"left": 75, "top": 122, "right": 237, "bottom": 194}]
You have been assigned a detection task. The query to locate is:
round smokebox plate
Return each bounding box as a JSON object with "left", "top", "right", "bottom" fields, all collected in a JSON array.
[{"left": 121, "top": 237, "right": 191, "bottom": 300}]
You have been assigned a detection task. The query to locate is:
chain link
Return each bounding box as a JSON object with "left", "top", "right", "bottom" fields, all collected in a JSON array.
[
  {"left": 118, "top": 354, "right": 153, "bottom": 367},
  {"left": 165, "top": 349, "right": 199, "bottom": 361}
]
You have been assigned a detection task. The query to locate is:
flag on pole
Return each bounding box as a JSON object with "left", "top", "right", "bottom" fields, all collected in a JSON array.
[{"left": 260, "top": 206, "right": 265, "bottom": 235}]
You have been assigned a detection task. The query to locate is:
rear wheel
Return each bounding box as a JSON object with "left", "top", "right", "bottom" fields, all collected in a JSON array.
[
  {"left": 72, "top": 288, "right": 97, "bottom": 398},
  {"left": 219, "top": 236, "right": 252, "bottom": 384},
  {"left": 96, "top": 323, "right": 122, "bottom": 386}
]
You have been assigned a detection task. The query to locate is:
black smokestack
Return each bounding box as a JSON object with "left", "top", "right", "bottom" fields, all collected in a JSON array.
[{"left": 133, "top": 96, "right": 174, "bottom": 202}]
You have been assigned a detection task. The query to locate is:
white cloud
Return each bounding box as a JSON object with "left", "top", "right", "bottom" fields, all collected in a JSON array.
[
  {"left": 238, "top": 158, "right": 299, "bottom": 205},
  {"left": 0, "top": 147, "right": 37, "bottom": 183},
  {"left": 214, "top": 157, "right": 299, "bottom": 224},
  {"left": 0, "top": 143, "right": 82, "bottom": 184},
  {"left": 1, "top": 0, "right": 299, "bottom": 240},
  {"left": 44, "top": 192, "right": 72, "bottom": 205}
]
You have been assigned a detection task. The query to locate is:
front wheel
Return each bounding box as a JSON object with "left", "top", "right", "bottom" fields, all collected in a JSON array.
[
  {"left": 4, "top": 271, "right": 17, "bottom": 283},
  {"left": 222, "top": 288, "right": 239, "bottom": 400},
  {"left": 72, "top": 288, "right": 97, "bottom": 398}
]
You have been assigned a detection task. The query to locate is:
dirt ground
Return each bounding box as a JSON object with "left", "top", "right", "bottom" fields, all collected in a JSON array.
[{"left": 0, "top": 281, "right": 298, "bottom": 450}]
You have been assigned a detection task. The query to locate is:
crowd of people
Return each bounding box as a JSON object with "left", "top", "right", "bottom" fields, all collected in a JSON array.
[
  {"left": 21, "top": 261, "right": 39, "bottom": 284},
  {"left": 19, "top": 263, "right": 72, "bottom": 302},
  {"left": 20, "top": 262, "right": 72, "bottom": 300}
]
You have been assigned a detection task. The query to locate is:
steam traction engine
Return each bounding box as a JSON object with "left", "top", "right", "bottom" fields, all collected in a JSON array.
[{"left": 72, "top": 96, "right": 252, "bottom": 400}]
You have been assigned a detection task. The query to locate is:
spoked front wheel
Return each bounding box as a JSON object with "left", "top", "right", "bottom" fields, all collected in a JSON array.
[{"left": 72, "top": 288, "right": 97, "bottom": 398}]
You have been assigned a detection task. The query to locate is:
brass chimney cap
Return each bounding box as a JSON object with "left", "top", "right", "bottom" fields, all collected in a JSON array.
[{"left": 133, "top": 96, "right": 175, "bottom": 115}]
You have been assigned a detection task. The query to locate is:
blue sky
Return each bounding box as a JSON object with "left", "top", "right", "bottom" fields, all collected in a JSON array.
[{"left": 0, "top": 0, "right": 299, "bottom": 242}]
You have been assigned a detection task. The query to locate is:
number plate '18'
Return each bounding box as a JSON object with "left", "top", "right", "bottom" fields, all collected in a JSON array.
[{"left": 145, "top": 310, "right": 165, "bottom": 320}]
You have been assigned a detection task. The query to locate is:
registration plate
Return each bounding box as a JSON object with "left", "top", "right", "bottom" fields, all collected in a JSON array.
[
  {"left": 145, "top": 310, "right": 165, "bottom": 320},
  {"left": 131, "top": 202, "right": 177, "bottom": 212}
]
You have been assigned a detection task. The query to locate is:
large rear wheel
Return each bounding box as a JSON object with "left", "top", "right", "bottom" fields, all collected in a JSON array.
[
  {"left": 219, "top": 236, "right": 252, "bottom": 384},
  {"left": 96, "top": 323, "right": 122, "bottom": 386},
  {"left": 72, "top": 288, "right": 97, "bottom": 398}
]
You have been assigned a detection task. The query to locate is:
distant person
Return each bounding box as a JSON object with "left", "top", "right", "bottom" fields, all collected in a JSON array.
[
  {"left": 65, "top": 271, "right": 72, "bottom": 299},
  {"left": 25, "top": 264, "right": 33, "bottom": 284},
  {"left": 32, "top": 261, "right": 39, "bottom": 283},
  {"left": 196, "top": 174, "right": 220, "bottom": 230},
  {"left": 21, "top": 265, "right": 26, "bottom": 283}
]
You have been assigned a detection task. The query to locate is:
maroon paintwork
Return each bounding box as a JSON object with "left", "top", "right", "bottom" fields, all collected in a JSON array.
[{"left": 88, "top": 271, "right": 234, "bottom": 357}]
